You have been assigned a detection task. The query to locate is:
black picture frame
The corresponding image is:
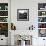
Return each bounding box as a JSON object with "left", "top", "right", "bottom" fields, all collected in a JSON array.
[{"left": 17, "top": 9, "right": 29, "bottom": 21}]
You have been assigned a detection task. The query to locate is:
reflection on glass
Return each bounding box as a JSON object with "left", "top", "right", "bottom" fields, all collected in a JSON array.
[
  {"left": 38, "top": 23, "right": 46, "bottom": 28},
  {"left": 0, "top": 17, "right": 8, "bottom": 22},
  {"left": 38, "top": 11, "right": 46, "bottom": 16},
  {"left": 39, "top": 29, "right": 46, "bottom": 37},
  {"left": 0, "top": 23, "right": 8, "bottom": 37},
  {"left": 38, "top": 3, "right": 46, "bottom": 10},
  {"left": 38, "top": 17, "right": 46, "bottom": 22}
]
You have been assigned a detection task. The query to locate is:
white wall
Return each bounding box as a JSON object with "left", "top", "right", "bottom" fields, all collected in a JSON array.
[
  {"left": 11, "top": 0, "right": 46, "bottom": 30},
  {"left": 11, "top": 0, "right": 38, "bottom": 45},
  {"left": 11, "top": 0, "right": 38, "bottom": 30},
  {"left": 11, "top": 0, "right": 46, "bottom": 46}
]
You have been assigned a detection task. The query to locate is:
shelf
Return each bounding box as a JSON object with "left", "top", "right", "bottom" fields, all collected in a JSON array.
[
  {"left": 38, "top": 3, "right": 46, "bottom": 37},
  {"left": 0, "top": 3, "right": 8, "bottom": 37},
  {"left": 0, "top": 10, "right": 8, "bottom": 11},
  {"left": 0, "top": 22, "right": 8, "bottom": 23},
  {"left": 38, "top": 22, "right": 46, "bottom": 23},
  {"left": 0, "top": 16, "right": 8, "bottom": 17},
  {"left": 38, "top": 15, "right": 46, "bottom": 17},
  {"left": 38, "top": 28, "right": 46, "bottom": 29},
  {"left": 38, "top": 10, "right": 46, "bottom": 11}
]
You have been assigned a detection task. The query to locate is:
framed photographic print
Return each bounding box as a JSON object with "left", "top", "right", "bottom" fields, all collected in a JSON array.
[{"left": 17, "top": 9, "right": 29, "bottom": 21}]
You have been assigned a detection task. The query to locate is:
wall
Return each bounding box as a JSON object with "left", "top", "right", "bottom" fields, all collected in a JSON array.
[
  {"left": 11, "top": 0, "right": 38, "bottom": 30},
  {"left": 11, "top": 0, "right": 46, "bottom": 46}
]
